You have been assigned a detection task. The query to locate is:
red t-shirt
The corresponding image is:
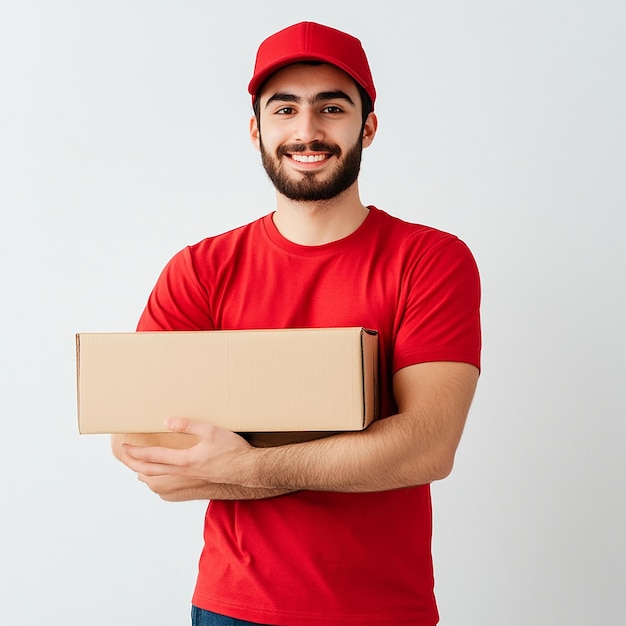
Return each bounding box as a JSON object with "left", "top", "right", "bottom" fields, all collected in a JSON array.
[{"left": 137, "top": 207, "right": 481, "bottom": 625}]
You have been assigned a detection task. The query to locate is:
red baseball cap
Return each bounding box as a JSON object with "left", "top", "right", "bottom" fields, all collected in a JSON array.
[{"left": 248, "top": 22, "right": 376, "bottom": 108}]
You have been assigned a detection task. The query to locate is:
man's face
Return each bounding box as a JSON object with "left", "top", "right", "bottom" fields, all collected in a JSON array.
[{"left": 250, "top": 63, "right": 375, "bottom": 202}]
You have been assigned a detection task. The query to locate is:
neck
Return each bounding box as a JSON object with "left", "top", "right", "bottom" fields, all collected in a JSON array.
[{"left": 272, "top": 183, "right": 369, "bottom": 246}]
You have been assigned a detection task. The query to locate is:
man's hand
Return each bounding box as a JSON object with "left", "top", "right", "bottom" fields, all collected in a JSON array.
[
  {"left": 122, "top": 419, "right": 251, "bottom": 482},
  {"left": 112, "top": 421, "right": 292, "bottom": 501}
]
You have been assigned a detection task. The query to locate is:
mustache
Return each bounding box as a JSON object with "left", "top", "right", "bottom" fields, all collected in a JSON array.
[{"left": 277, "top": 141, "right": 342, "bottom": 157}]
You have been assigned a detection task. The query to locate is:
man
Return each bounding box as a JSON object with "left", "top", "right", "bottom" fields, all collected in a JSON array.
[{"left": 113, "top": 21, "right": 481, "bottom": 626}]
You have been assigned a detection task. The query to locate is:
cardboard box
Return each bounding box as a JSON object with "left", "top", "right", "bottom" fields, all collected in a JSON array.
[{"left": 76, "top": 327, "right": 378, "bottom": 436}]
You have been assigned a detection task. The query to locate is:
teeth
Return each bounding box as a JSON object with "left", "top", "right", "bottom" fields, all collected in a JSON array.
[{"left": 291, "top": 154, "right": 328, "bottom": 163}]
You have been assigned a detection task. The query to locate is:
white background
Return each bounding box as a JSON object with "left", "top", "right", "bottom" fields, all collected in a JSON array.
[{"left": 1, "top": 1, "right": 624, "bottom": 624}]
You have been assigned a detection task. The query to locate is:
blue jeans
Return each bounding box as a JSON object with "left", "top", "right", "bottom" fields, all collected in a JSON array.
[{"left": 191, "top": 606, "right": 269, "bottom": 625}]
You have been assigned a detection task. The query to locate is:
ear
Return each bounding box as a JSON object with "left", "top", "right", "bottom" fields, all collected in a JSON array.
[
  {"left": 250, "top": 116, "right": 261, "bottom": 151},
  {"left": 361, "top": 112, "right": 378, "bottom": 149}
]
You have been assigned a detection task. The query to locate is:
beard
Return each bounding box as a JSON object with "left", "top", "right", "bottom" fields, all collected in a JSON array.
[{"left": 260, "top": 136, "right": 363, "bottom": 202}]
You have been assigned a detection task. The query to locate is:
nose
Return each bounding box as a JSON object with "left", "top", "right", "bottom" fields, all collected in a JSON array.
[{"left": 293, "top": 109, "right": 323, "bottom": 144}]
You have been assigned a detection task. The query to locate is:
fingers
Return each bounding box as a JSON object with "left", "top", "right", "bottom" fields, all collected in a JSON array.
[
  {"left": 122, "top": 418, "right": 213, "bottom": 466},
  {"left": 165, "top": 417, "right": 215, "bottom": 437},
  {"left": 122, "top": 443, "right": 186, "bottom": 475},
  {"left": 164, "top": 418, "right": 241, "bottom": 449},
  {"left": 121, "top": 419, "right": 249, "bottom": 485},
  {"left": 137, "top": 472, "right": 207, "bottom": 494},
  {"left": 128, "top": 456, "right": 181, "bottom": 477}
]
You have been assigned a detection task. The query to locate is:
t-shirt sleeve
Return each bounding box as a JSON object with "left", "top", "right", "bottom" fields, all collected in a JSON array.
[
  {"left": 136, "top": 246, "right": 214, "bottom": 332},
  {"left": 393, "top": 237, "right": 481, "bottom": 372}
]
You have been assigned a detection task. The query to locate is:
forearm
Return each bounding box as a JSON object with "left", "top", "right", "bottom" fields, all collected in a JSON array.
[
  {"left": 238, "top": 364, "right": 477, "bottom": 493},
  {"left": 149, "top": 478, "right": 293, "bottom": 502},
  {"left": 240, "top": 414, "right": 446, "bottom": 493}
]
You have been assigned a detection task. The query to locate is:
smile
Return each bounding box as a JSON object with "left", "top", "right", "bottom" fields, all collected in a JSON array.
[{"left": 289, "top": 154, "right": 330, "bottom": 163}]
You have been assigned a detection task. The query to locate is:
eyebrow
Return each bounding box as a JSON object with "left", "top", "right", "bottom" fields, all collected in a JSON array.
[{"left": 264, "top": 90, "right": 356, "bottom": 108}]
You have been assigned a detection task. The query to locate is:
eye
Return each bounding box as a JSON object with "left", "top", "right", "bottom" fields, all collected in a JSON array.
[
  {"left": 275, "top": 106, "right": 295, "bottom": 115},
  {"left": 323, "top": 106, "right": 344, "bottom": 114}
]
